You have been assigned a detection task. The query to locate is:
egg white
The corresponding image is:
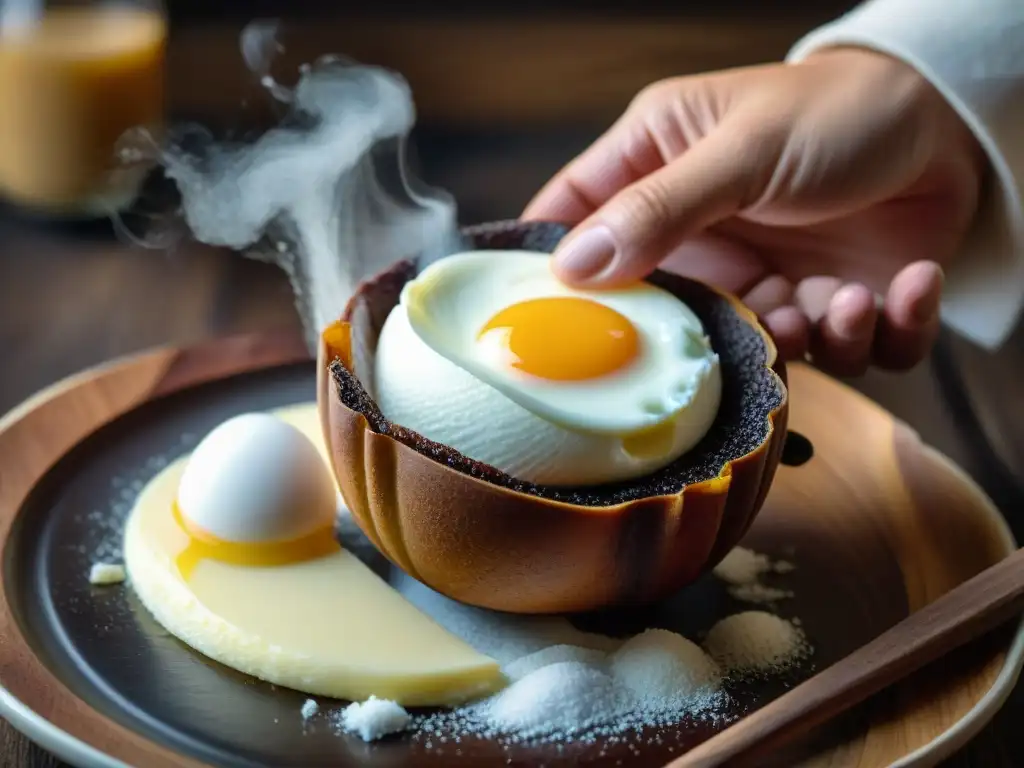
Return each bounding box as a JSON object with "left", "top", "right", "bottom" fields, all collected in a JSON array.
[
  {"left": 402, "top": 251, "right": 720, "bottom": 435},
  {"left": 177, "top": 413, "right": 339, "bottom": 543},
  {"left": 373, "top": 250, "right": 723, "bottom": 487}
]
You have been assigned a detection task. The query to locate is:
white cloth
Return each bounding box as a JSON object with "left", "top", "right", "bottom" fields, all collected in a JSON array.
[{"left": 788, "top": 0, "right": 1024, "bottom": 349}]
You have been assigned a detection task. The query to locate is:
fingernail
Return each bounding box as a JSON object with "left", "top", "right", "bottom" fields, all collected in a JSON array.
[
  {"left": 833, "top": 311, "right": 872, "bottom": 340},
  {"left": 554, "top": 225, "right": 617, "bottom": 281},
  {"left": 831, "top": 285, "right": 875, "bottom": 339},
  {"left": 911, "top": 270, "right": 944, "bottom": 324}
]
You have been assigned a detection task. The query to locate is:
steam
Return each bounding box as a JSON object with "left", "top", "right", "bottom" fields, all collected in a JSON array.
[
  {"left": 0, "top": 0, "right": 42, "bottom": 35},
  {"left": 126, "top": 21, "right": 461, "bottom": 347}
]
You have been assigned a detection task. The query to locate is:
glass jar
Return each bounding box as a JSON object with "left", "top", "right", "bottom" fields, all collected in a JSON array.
[{"left": 0, "top": 0, "right": 166, "bottom": 217}]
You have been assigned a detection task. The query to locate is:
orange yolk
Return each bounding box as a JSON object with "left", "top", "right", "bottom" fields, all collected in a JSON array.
[
  {"left": 172, "top": 503, "right": 338, "bottom": 581},
  {"left": 478, "top": 297, "right": 640, "bottom": 381}
]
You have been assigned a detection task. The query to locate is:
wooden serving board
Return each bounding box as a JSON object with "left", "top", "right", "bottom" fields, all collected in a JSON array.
[{"left": 0, "top": 332, "right": 1020, "bottom": 768}]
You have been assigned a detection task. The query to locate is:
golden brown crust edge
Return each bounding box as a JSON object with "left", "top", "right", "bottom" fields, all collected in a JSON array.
[{"left": 317, "top": 220, "right": 788, "bottom": 614}]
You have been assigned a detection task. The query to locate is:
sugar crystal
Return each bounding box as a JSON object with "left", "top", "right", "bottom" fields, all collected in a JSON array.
[{"left": 340, "top": 696, "right": 411, "bottom": 742}]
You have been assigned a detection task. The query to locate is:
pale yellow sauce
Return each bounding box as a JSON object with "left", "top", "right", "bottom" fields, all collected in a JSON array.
[{"left": 123, "top": 404, "right": 505, "bottom": 706}]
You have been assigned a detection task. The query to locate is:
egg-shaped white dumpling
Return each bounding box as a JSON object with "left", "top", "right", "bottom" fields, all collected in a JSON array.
[{"left": 177, "top": 413, "right": 338, "bottom": 543}]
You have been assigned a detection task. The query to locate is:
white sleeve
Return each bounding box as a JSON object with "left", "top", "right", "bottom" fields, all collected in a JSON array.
[{"left": 787, "top": 0, "right": 1024, "bottom": 350}]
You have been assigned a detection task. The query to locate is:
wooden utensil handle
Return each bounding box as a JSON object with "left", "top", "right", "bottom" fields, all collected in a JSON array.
[{"left": 670, "top": 546, "right": 1024, "bottom": 768}]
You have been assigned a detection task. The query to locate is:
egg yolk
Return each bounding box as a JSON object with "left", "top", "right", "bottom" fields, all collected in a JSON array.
[
  {"left": 172, "top": 503, "right": 338, "bottom": 581},
  {"left": 478, "top": 297, "right": 640, "bottom": 381}
]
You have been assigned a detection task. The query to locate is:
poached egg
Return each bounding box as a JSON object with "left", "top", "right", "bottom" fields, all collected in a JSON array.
[{"left": 373, "top": 250, "right": 722, "bottom": 486}]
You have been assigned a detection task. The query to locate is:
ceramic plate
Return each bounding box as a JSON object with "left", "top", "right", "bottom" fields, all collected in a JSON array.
[{"left": 1, "top": 334, "right": 1020, "bottom": 767}]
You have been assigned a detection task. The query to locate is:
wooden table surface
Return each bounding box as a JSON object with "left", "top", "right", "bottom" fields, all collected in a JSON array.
[{"left": 2, "top": 126, "right": 1023, "bottom": 766}]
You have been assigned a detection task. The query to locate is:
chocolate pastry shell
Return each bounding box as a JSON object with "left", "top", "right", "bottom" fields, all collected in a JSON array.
[{"left": 317, "top": 220, "right": 789, "bottom": 614}]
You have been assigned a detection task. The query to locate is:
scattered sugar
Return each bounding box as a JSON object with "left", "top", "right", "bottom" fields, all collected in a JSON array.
[
  {"left": 712, "top": 547, "right": 795, "bottom": 605},
  {"left": 727, "top": 583, "right": 794, "bottom": 604},
  {"left": 703, "top": 611, "right": 810, "bottom": 675},
  {"left": 505, "top": 644, "right": 608, "bottom": 681},
  {"left": 338, "top": 696, "right": 411, "bottom": 742},
  {"left": 77, "top": 439, "right": 193, "bottom": 568},
  {"left": 88, "top": 562, "right": 126, "bottom": 585},
  {"left": 300, "top": 699, "right": 319, "bottom": 719},
  {"left": 713, "top": 547, "right": 772, "bottom": 585}
]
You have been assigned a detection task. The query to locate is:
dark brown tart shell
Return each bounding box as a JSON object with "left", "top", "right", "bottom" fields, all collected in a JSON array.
[{"left": 317, "top": 220, "right": 789, "bottom": 614}]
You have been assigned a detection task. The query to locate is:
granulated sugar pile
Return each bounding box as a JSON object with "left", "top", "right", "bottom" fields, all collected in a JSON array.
[
  {"left": 328, "top": 550, "right": 811, "bottom": 746},
  {"left": 704, "top": 611, "right": 810, "bottom": 676},
  {"left": 410, "top": 627, "right": 727, "bottom": 745}
]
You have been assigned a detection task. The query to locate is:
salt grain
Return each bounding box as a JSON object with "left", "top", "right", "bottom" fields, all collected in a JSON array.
[
  {"left": 88, "top": 562, "right": 126, "bottom": 585},
  {"left": 703, "top": 611, "right": 809, "bottom": 674},
  {"left": 300, "top": 699, "right": 319, "bottom": 719},
  {"left": 340, "top": 696, "right": 411, "bottom": 741}
]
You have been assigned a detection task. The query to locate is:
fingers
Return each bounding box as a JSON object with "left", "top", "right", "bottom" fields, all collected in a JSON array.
[
  {"left": 742, "top": 276, "right": 811, "bottom": 361},
  {"left": 659, "top": 234, "right": 767, "bottom": 295},
  {"left": 780, "top": 264, "right": 942, "bottom": 376},
  {"left": 814, "top": 283, "right": 879, "bottom": 376},
  {"left": 764, "top": 306, "right": 811, "bottom": 363},
  {"left": 741, "top": 274, "right": 794, "bottom": 316},
  {"left": 522, "top": 114, "right": 664, "bottom": 224},
  {"left": 796, "top": 277, "right": 879, "bottom": 377},
  {"left": 551, "top": 120, "right": 764, "bottom": 288},
  {"left": 735, "top": 274, "right": 810, "bottom": 362},
  {"left": 872, "top": 261, "right": 944, "bottom": 370}
]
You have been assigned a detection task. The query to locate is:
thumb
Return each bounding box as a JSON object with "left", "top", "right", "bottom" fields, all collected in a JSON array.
[{"left": 552, "top": 119, "right": 771, "bottom": 288}]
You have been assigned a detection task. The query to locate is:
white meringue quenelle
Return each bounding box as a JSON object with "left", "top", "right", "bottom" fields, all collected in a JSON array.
[{"left": 176, "top": 413, "right": 338, "bottom": 543}]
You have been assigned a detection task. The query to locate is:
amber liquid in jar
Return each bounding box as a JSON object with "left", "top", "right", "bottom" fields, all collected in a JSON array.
[{"left": 0, "top": 6, "right": 165, "bottom": 215}]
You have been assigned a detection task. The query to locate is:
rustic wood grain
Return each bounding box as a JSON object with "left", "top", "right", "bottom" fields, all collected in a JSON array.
[
  {"left": 165, "top": 15, "right": 838, "bottom": 128},
  {"left": 700, "top": 366, "right": 1021, "bottom": 767},
  {"left": 672, "top": 547, "right": 1024, "bottom": 767}
]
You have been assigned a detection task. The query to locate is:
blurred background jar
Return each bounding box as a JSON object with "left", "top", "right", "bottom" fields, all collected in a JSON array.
[{"left": 0, "top": 0, "right": 165, "bottom": 218}]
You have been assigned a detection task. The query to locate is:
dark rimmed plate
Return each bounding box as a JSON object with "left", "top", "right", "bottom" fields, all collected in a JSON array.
[{"left": 1, "top": 337, "right": 1021, "bottom": 768}]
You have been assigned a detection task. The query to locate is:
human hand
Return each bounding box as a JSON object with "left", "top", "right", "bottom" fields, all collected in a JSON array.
[{"left": 523, "top": 48, "right": 986, "bottom": 375}]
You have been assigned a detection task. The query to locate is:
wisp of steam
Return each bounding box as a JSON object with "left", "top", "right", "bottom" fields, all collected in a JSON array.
[{"left": 122, "top": 20, "right": 462, "bottom": 348}]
